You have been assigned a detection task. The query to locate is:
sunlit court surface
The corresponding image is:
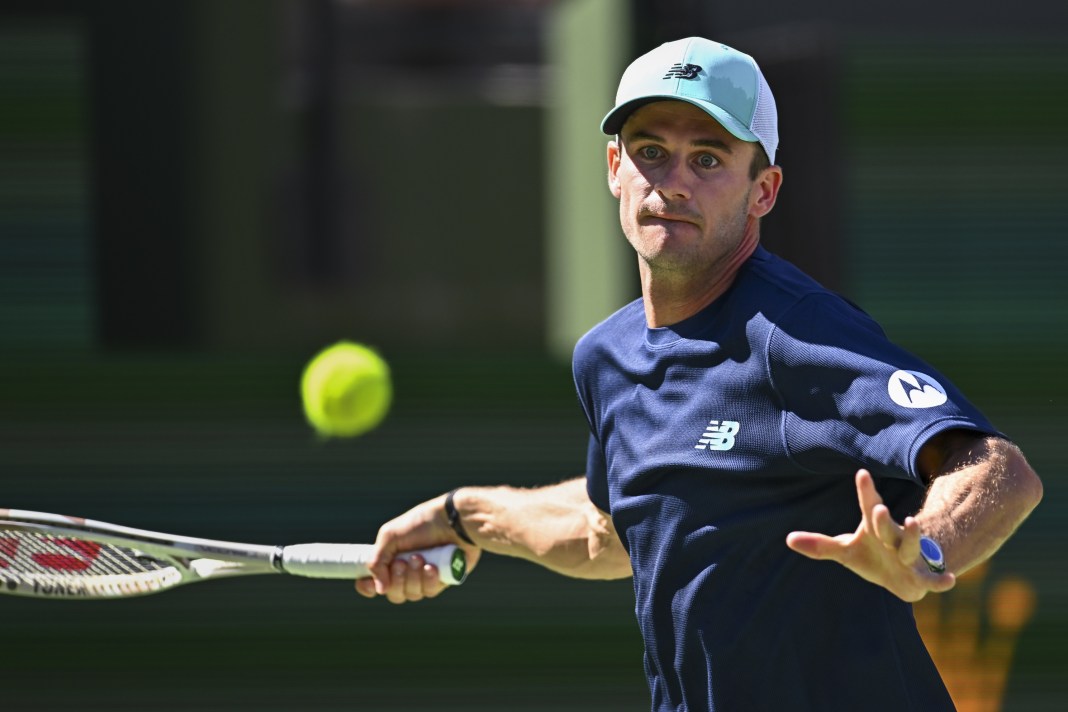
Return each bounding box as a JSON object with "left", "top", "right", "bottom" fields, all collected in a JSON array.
[{"left": 2, "top": 1, "right": 1066, "bottom": 710}]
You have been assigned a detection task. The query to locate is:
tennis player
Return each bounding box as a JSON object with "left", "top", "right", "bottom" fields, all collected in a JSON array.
[{"left": 357, "top": 37, "right": 1043, "bottom": 711}]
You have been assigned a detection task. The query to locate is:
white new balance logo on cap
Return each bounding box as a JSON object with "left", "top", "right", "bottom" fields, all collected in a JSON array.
[{"left": 695, "top": 420, "right": 740, "bottom": 451}]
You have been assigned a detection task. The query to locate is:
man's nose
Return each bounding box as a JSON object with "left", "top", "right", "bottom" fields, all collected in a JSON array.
[{"left": 653, "top": 157, "right": 692, "bottom": 202}]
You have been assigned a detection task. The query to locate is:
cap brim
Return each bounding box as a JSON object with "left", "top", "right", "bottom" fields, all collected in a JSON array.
[{"left": 600, "top": 96, "right": 758, "bottom": 145}]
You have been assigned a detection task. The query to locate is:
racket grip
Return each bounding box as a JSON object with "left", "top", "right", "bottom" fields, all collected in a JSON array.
[{"left": 280, "top": 543, "right": 466, "bottom": 585}]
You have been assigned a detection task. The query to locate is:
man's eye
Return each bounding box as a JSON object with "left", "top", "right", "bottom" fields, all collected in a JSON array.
[
  {"left": 639, "top": 146, "right": 661, "bottom": 160},
  {"left": 697, "top": 154, "right": 718, "bottom": 168}
]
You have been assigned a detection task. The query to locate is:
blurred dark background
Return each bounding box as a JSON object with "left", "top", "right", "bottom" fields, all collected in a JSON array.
[{"left": 1, "top": 1, "right": 1066, "bottom": 710}]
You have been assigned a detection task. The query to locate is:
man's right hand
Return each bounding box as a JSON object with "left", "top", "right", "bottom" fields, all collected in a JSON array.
[{"left": 355, "top": 492, "right": 483, "bottom": 604}]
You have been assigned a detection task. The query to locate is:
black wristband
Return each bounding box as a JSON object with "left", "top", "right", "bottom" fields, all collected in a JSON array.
[{"left": 445, "top": 488, "right": 476, "bottom": 546}]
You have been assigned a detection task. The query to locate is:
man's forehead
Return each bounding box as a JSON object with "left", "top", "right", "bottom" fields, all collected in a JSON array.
[{"left": 622, "top": 100, "right": 739, "bottom": 143}]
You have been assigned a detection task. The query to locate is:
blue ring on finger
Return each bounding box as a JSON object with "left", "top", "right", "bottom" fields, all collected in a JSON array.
[{"left": 919, "top": 536, "right": 946, "bottom": 574}]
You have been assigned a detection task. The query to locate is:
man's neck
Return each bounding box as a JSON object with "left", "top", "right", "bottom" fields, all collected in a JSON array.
[{"left": 640, "top": 222, "right": 760, "bottom": 328}]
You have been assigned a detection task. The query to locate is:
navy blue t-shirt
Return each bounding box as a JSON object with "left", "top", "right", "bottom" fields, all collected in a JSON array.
[{"left": 573, "top": 247, "right": 998, "bottom": 711}]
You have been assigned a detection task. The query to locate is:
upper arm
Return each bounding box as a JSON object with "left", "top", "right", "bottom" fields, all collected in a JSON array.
[
  {"left": 503, "top": 477, "right": 631, "bottom": 580},
  {"left": 769, "top": 295, "right": 1003, "bottom": 483},
  {"left": 586, "top": 501, "right": 631, "bottom": 579},
  {"left": 561, "top": 477, "right": 631, "bottom": 579}
]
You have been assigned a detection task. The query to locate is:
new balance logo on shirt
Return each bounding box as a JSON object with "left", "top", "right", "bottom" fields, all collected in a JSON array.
[{"left": 695, "top": 420, "right": 740, "bottom": 451}]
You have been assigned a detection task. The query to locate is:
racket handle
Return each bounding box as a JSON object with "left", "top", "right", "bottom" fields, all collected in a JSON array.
[{"left": 280, "top": 543, "right": 466, "bottom": 586}]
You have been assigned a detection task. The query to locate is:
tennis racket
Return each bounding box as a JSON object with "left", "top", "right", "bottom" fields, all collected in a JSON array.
[{"left": 0, "top": 508, "right": 466, "bottom": 600}]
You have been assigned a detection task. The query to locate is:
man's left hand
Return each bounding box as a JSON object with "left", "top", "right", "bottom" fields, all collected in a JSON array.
[{"left": 786, "top": 469, "right": 956, "bottom": 602}]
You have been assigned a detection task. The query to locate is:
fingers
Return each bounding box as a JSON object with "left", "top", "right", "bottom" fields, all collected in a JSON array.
[
  {"left": 855, "top": 469, "right": 882, "bottom": 535},
  {"left": 897, "top": 516, "right": 921, "bottom": 566},
  {"left": 363, "top": 494, "right": 453, "bottom": 597},
  {"left": 926, "top": 570, "right": 957, "bottom": 595},
  {"left": 368, "top": 548, "right": 395, "bottom": 595},
  {"left": 858, "top": 470, "right": 909, "bottom": 553},
  {"left": 355, "top": 577, "right": 377, "bottom": 598},
  {"left": 898, "top": 517, "right": 956, "bottom": 595},
  {"left": 356, "top": 555, "right": 448, "bottom": 604},
  {"left": 356, "top": 539, "right": 400, "bottom": 600},
  {"left": 785, "top": 531, "right": 848, "bottom": 561},
  {"left": 790, "top": 470, "right": 957, "bottom": 602},
  {"left": 366, "top": 525, "right": 407, "bottom": 594},
  {"left": 871, "top": 503, "right": 902, "bottom": 549},
  {"left": 366, "top": 530, "right": 450, "bottom": 603},
  {"left": 359, "top": 493, "right": 467, "bottom": 603},
  {"left": 387, "top": 555, "right": 442, "bottom": 604}
]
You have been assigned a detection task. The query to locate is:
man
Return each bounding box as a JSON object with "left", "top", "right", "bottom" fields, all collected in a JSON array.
[{"left": 355, "top": 37, "right": 1042, "bottom": 710}]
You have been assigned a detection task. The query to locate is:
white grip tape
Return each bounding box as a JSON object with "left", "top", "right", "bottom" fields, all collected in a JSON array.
[{"left": 280, "top": 543, "right": 466, "bottom": 585}]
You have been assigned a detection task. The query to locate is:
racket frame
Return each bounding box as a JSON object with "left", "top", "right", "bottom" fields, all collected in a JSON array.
[
  {"left": 0, "top": 508, "right": 466, "bottom": 600},
  {"left": 1, "top": 509, "right": 282, "bottom": 567}
]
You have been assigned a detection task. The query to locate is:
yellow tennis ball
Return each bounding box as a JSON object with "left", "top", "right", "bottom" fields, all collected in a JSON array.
[{"left": 300, "top": 341, "right": 392, "bottom": 438}]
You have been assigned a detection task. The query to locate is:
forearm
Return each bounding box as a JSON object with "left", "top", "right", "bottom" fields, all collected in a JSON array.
[
  {"left": 915, "top": 436, "right": 1043, "bottom": 575},
  {"left": 453, "top": 477, "right": 632, "bottom": 580}
]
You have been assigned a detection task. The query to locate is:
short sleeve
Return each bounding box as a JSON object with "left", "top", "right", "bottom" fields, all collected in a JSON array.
[
  {"left": 585, "top": 434, "right": 610, "bottom": 512},
  {"left": 573, "top": 324, "right": 614, "bottom": 514},
  {"left": 768, "top": 294, "right": 1001, "bottom": 482}
]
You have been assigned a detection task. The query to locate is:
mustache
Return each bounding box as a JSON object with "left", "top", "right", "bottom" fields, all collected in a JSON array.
[{"left": 637, "top": 204, "right": 702, "bottom": 225}]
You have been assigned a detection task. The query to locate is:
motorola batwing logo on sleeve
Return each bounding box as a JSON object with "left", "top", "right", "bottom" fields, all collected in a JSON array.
[{"left": 887, "top": 370, "right": 948, "bottom": 409}]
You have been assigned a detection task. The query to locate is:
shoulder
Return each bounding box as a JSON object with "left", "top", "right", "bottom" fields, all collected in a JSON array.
[
  {"left": 741, "top": 246, "right": 826, "bottom": 300},
  {"left": 573, "top": 297, "right": 645, "bottom": 365},
  {"left": 732, "top": 248, "right": 882, "bottom": 342}
]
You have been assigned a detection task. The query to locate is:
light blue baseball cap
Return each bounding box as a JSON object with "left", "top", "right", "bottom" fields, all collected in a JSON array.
[{"left": 601, "top": 37, "right": 779, "bottom": 164}]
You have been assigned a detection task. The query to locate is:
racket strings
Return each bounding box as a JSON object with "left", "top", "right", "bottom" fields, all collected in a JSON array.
[
  {"left": 0, "top": 531, "right": 167, "bottom": 577},
  {"left": 0, "top": 530, "right": 184, "bottom": 598}
]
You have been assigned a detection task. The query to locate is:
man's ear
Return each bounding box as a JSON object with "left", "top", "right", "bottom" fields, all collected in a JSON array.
[
  {"left": 749, "top": 164, "right": 783, "bottom": 219},
  {"left": 607, "top": 139, "right": 622, "bottom": 199}
]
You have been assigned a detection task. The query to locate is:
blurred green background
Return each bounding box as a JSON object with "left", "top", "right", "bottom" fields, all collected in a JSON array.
[{"left": 2, "top": 1, "right": 1066, "bottom": 710}]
